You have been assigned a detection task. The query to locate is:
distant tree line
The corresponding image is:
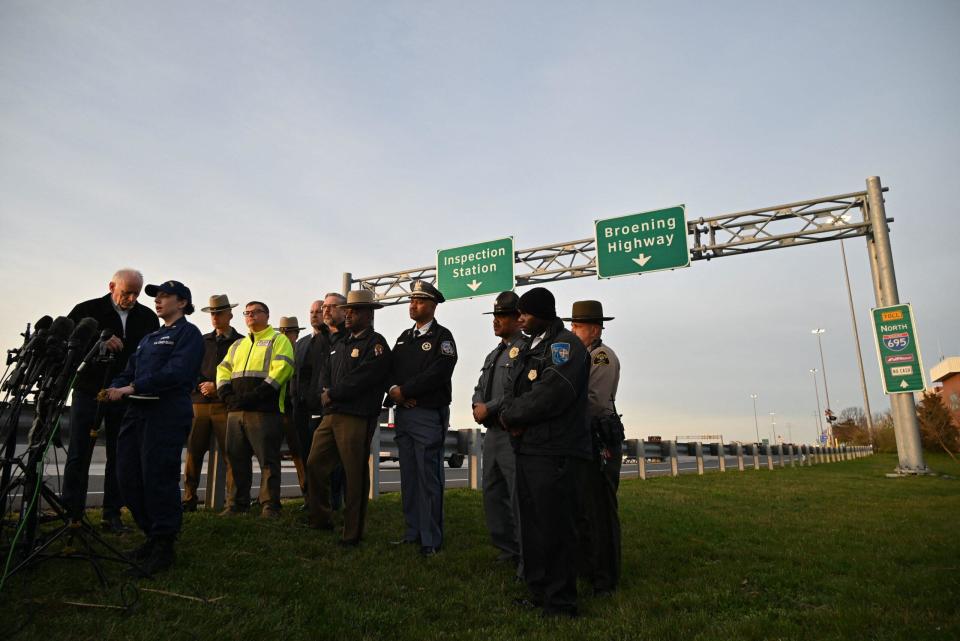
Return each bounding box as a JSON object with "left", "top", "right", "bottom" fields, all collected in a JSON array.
[{"left": 832, "top": 392, "right": 959, "bottom": 460}]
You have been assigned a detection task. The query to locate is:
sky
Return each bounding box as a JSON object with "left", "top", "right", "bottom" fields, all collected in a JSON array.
[{"left": 1, "top": 1, "right": 958, "bottom": 443}]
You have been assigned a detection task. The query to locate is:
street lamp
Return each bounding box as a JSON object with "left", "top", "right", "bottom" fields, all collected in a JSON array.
[
  {"left": 750, "top": 394, "right": 760, "bottom": 443},
  {"left": 769, "top": 412, "right": 777, "bottom": 444},
  {"left": 810, "top": 368, "right": 824, "bottom": 443},
  {"left": 811, "top": 328, "right": 833, "bottom": 415}
]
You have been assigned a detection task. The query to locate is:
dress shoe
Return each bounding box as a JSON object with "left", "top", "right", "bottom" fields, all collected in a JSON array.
[
  {"left": 219, "top": 507, "right": 248, "bottom": 516},
  {"left": 181, "top": 501, "right": 198, "bottom": 513},
  {"left": 260, "top": 507, "right": 281, "bottom": 519},
  {"left": 419, "top": 545, "right": 439, "bottom": 557},
  {"left": 101, "top": 516, "right": 131, "bottom": 533},
  {"left": 127, "top": 538, "right": 155, "bottom": 562},
  {"left": 390, "top": 538, "right": 419, "bottom": 546},
  {"left": 127, "top": 536, "right": 175, "bottom": 579},
  {"left": 512, "top": 597, "right": 541, "bottom": 610}
]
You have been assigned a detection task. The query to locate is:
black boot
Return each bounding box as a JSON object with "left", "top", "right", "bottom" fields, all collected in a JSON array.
[{"left": 128, "top": 535, "right": 175, "bottom": 578}]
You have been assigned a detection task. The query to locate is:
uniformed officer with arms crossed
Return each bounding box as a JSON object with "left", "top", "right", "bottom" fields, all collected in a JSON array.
[
  {"left": 387, "top": 280, "right": 457, "bottom": 557},
  {"left": 306, "top": 289, "right": 391, "bottom": 545},
  {"left": 216, "top": 301, "right": 295, "bottom": 517},
  {"left": 472, "top": 291, "right": 526, "bottom": 572},
  {"left": 104, "top": 280, "right": 204, "bottom": 576},
  {"left": 499, "top": 287, "right": 591, "bottom": 618},
  {"left": 181, "top": 294, "right": 242, "bottom": 511},
  {"left": 564, "top": 300, "right": 624, "bottom": 595},
  {"left": 278, "top": 316, "right": 308, "bottom": 495}
]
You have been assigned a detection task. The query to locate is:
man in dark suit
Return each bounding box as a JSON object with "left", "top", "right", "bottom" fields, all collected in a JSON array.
[{"left": 61, "top": 268, "right": 159, "bottom": 531}]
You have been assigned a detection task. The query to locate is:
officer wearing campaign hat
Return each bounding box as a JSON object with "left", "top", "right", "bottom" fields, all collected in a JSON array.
[
  {"left": 563, "top": 300, "right": 623, "bottom": 595},
  {"left": 472, "top": 291, "right": 526, "bottom": 573},
  {"left": 275, "top": 316, "right": 308, "bottom": 497},
  {"left": 498, "top": 286, "right": 592, "bottom": 617},
  {"left": 182, "top": 294, "right": 243, "bottom": 512},
  {"left": 305, "top": 289, "right": 391, "bottom": 545},
  {"left": 386, "top": 280, "right": 457, "bottom": 556},
  {"left": 104, "top": 279, "right": 204, "bottom": 577}
]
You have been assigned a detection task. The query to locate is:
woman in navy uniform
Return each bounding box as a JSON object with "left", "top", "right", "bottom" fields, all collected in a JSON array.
[{"left": 105, "top": 280, "right": 204, "bottom": 577}]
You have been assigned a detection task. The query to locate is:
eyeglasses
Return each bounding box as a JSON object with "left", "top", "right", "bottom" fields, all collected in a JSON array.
[{"left": 242, "top": 309, "right": 266, "bottom": 317}]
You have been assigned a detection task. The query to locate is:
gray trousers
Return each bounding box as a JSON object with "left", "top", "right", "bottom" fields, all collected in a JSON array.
[
  {"left": 395, "top": 406, "right": 448, "bottom": 549},
  {"left": 225, "top": 410, "right": 283, "bottom": 511},
  {"left": 482, "top": 427, "right": 521, "bottom": 562}
]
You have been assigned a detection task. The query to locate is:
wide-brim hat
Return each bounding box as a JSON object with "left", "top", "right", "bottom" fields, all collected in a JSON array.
[
  {"left": 278, "top": 316, "right": 306, "bottom": 331},
  {"left": 338, "top": 289, "right": 384, "bottom": 309},
  {"left": 482, "top": 291, "right": 520, "bottom": 315},
  {"left": 561, "top": 300, "right": 614, "bottom": 324},
  {"left": 201, "top": 294, "right": 239, "bottom": 313},
  {"left": 409, "top": 280, "right": 446, "bottom": 304}
]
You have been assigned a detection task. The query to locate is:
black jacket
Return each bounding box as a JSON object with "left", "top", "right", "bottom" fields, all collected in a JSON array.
[
  {"left": 500, "top": 318, "right": 591, "bottom": 459},
  {"left": 192, "top": 327, "right": 242, "bottom": 403},
  {"left": 304, "top": 323, "right": 347, "bottom": 411},
  {"left": 387, "top": 320, "right": 457, "bottom": 409},
  {"left": 68, "top": 294, "right": 159, "bottom": 395},
  {"left": 323, "top": 328, "right": 392, "bottom": 417}
]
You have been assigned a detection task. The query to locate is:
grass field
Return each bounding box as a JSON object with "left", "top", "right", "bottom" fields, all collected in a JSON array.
[{"left": 4, "top": 453, "right": 959, "bottom": 641}]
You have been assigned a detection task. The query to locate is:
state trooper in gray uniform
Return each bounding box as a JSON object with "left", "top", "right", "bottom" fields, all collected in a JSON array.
[
  {"left": 565, "top": 300, "right": 623, "bottom": 595},
  {"left": 472, "top": 291, "right": 526, "bottom": 572}
]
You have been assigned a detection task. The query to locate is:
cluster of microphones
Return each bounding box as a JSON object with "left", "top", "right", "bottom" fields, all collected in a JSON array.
[{"left": 2, "top": 315, "right": 112, "bottom": 420}]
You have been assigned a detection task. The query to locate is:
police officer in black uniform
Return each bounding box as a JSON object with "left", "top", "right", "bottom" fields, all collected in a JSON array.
[
  {"left": 105, "top": 280, "right": 204, "bottom": 576},
  {"left": 499, "top": 287, "right": 591, "bottom": 617},
  {"left": 386, "top": 280, "right": 457, "bottom": 557}
]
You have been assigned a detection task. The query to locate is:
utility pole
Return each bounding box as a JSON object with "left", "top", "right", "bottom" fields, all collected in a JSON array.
[
  {"left": 750, "top": 394, "right": 760, "bottom": 443},
  {"left": 840, "top": 239, "right": 875, "bottom": 441},
  {"left": 864, "top": 177, "right": 928, "bottom": 474}
]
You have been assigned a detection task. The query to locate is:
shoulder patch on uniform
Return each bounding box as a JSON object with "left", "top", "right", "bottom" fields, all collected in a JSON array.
[
  {"left": 374, "top": 343, "right": 384, "bottom": 356},
  {"left": 440, "top": 340, "right": 455, "bottom": 356},
  {"left": 551, "top": 342, "right": 571, "bottom": 365},
  {"left": 593, "top": 350, "right": 610, "bottom": 366}
]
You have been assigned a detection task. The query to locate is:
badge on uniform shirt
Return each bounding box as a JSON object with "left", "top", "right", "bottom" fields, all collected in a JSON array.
[
  {"left": 528, "top": 369, "right": 538, "bottom": 381},
  {"left": 508, "top": 346, "right": 519, "bottom": 359},
  {"left": 374, "top": 343, "right": 384, "bottom": 356},
  {"left": 351, "top": 348, "right": 360, "bottom": 358},
  {"left": 551, "top": 342, "right": 571, "bottom": 365},
  {"left": 440, "top": 340, "right": 455, "bottom": 356},
  {"left": 594, "top": 350, "right": 610, "bottom": 366},
  {"left": 422, "top": 342, "right": 432, "bottom": 351}
]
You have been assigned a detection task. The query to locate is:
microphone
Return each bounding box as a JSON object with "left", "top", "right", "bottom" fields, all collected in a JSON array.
[
  {"left": 2, "top": 316, "right": 54, "bottom": 393},
  {"left": 46, "top": 318, "right": 99, "bottom": 400},
  {"left": 77, "top": 328, "right": 114, "bottom": 373}
]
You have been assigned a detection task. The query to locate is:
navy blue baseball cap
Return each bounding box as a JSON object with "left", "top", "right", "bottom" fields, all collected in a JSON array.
[{"left": 145, "top": 280, "right": 192, "bottom": 304}]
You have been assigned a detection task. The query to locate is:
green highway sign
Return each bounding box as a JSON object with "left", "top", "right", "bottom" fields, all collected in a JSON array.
[
  {"left": 595, "top": 205, "right": 690, "bottom": 278},
  {"left": 871, "top": 303, "right": 926, "bottom": 394},
  {"left": 436, "top": 237, "right": 515, "bottom": 301}
]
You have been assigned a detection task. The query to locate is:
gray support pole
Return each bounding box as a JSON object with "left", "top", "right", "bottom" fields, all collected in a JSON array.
[
  {"left": 342, "top": 272, "right": 353, "bottom": 296},
  {"left": 777, "top": 444, "right": 785, "bottom": 468},
  {"left": 666, "top": 441, "right": 679, "bottom": 477},
  {"left": 204, "top": 438, "right": 227, "bottom": 511},
  {"left": 369, "top": 425, "right": 381, "bottom": 499},
  {"left": 735, "top": 443, "right": 745, "bottom": 471},
  {"left": 765, "top": 444, "right": 774, "bottom": 471},
  {"left": 864, "top": 176, "right": 928, "bottom": 474},
  {"left": 467, "top": 429, "right": 481, "bottom": 490},
  {"left": 638, "top": 442, "right": 647, "bottom": 480},
  {"left": 788, "top": 445, "right": 796, "bottom": 467},
  {"left": 694, "top": 442, "right": 704, "bottom": 475},
  {"left": 751, "top": 444, "right": 760, "bottom": 470},
  {"left": 718, "top": 444, "right": 727, "bottom": 472}
]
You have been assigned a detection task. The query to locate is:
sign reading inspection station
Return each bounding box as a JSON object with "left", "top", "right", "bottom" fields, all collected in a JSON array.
[
  {"left": 595, "top": 205, "right": 690, "bottom": 278},
  {"left": 436, "top": 237, "right": 515, "bottom": 301}
]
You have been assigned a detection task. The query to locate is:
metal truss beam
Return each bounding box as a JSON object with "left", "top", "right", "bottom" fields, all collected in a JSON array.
[{"left": 347, "top": 187, "right": 889, "bottom": 305}]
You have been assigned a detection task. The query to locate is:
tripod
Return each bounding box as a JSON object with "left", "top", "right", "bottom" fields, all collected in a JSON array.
[{"left": 1, "top": 356, "right": 139, "bottom": 588}]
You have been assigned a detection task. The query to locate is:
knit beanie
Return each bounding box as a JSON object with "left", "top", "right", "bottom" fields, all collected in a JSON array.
[{"left": 517, "top": 287, "right": 557, "bottom": 320}]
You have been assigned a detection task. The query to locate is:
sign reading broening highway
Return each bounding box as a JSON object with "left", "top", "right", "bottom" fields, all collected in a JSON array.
[{"left": 595, "top": 205, "right": 690, "bottom": 278}]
